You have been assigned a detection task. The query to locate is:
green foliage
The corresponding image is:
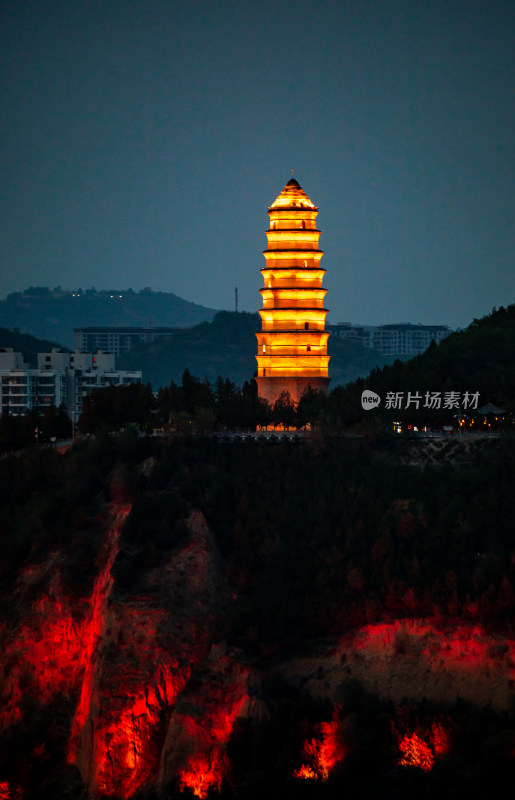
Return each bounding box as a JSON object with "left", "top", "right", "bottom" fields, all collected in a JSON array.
[
  {"left": 331, "top": 304, "right": 515, "bottom": 431},
  {"left": 118, "top": 311, "right": 392, "bottom": 390},
  {"left": 0, "top": 405, "right": 71, "bottom": 453},
  {"left": 272, "top": 391, "right": 296, "bottom": 427},
  {"left": 79, "top": 302, "right": 515, "bottom": 434},
  {"left": 119, "top": 311, "right": 261, "bottom": 389},
  {"left": 78, "top": 383, "right": 155, "bottom": 433},
  {"left": 1, "top": 430, "right": 515, "bottom": 797},
  {"left": 328, "top": 334, "right": 391, "bottom": 385},
  {"left": 7, "top": 428, "right": 512, "bottom": 643}
]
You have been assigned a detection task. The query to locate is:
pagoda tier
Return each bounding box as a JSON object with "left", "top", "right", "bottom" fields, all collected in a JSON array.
[
  {"left": 256, "top": 178, "right": 330, "bottom": 405},
  {"left": 260, "top": 287, "right": 327, "bottom": 310}
]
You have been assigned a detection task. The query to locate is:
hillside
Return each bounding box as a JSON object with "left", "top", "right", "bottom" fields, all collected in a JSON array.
[
  {"left": 0, "top": 328, "right": 67, "bottom": 366},
  {"left": 0, "top": 434, "right": 514, "bottom": 799},
  {"left": 372, "top": 304, "right": 515, "bottom": 409},
  {"left": 0, "top": 287, "right": 218, "bottom": 347},
  {"left": 326, "top": 303, "right": 515, "bottom": 429},
  {"left": 118, "top": 310, "right": 391, "bottom": 389}
]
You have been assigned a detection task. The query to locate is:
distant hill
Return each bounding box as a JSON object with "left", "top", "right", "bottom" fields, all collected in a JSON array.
[
  {"left": 328, "top": 334, "right": 392, "bottom": 387},
  {"left": 332, "top": 303, "right": 515, "bottom": 427},
  {"left": 367, "top": 304, "right": 515, "bottom": 410},
  {"left": 0, "top": 287, "right": 219, "bottom": 347},
  {"left": 0, "top": 328, "right": 67, "bottom": 367},
  {"left": 118, "top": 310, "right": 391, "bottom": 389}
]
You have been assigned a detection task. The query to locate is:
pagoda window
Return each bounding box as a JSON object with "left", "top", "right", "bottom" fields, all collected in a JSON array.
[
  {"left": 307, "top": 345, "right": 311, "bottom": 351},
  {"left": 305, "top": 322, "right": 309, "bottom": 330}
]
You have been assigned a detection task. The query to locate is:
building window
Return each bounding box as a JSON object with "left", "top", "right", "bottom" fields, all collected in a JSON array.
[
  {"left": 305, "top": 322, "right": 309, "bottom": 330},
  {"left": 307, "top": 345, "right": 311, "bottom": 351}
]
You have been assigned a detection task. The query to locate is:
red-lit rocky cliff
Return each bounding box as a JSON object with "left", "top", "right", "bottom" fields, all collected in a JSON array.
[
  {"left": 0, "top": 500, "right": 251, "bottom": 799},
  {"left": 2, "top": 499, "right": 515, "bottom": 799},
  {"left": 2, "top": 435, "right": 515, "bottom": 799}
]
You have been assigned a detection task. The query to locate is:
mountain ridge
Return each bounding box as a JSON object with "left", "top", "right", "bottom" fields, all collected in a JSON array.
[
  {"left": 117, "top": 310, "right": 392, "bottom": 389},
  {"left": 0, "top": 287, "right": 219, "bottom": 347}
]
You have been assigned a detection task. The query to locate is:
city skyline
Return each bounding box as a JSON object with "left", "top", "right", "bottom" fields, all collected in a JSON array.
[{"left": 2, "top": 0, "right": 514, "bottom": 329}]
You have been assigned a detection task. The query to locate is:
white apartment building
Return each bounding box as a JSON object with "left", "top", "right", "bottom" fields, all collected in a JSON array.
[
  {"left": 0, "top": 348, "right": 142, "bottom": 419},
  {"left": 327, "top": 323, "right": 452, "bottom": 357},
  {"left": 73, "top": 326, "right": 179, "bottom": 357}
]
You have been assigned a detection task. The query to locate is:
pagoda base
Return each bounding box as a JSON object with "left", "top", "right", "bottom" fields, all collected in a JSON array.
[{"left": 256, "top": 376, "right": 330, "bottom": 406}]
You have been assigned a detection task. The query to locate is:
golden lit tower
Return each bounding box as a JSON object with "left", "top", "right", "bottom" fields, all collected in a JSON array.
[{"left": 256, "top": 178, "right": 330, "bottom": 405}]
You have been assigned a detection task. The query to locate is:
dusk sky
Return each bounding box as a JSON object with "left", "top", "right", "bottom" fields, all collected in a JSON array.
[{"left": 2, "top": 0, "right": 514, "bottom": 328}]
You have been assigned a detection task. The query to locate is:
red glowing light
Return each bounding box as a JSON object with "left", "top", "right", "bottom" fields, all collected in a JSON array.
[
  {"left": 0, "top": 506, "right": 252, "bottom": 800},
  {"left": 0, "top": 782, "right": 22, "bottom": 800},
  {"left": 93, "top": 659, "right": 188, "bottom": 799},
  {"left": 398, "top": 732, "right": 435, "bottom": 771},
  {"left": 68, "top": 504, "right": 131, "bottom": 764},
  {"left": 294, "top": 764, "right": 318, "bottom": 780},
  {"left": 177, "top": 699, "right": 247, "bottom": 797},
  {"left": 179, "top": 751, "right": 227, "bottom": 798},
  {"left": 396, "top": 720, "right": 450, "bottom": 771},
  {"left": 176, "top": 653, "right": 248, "bottom": 798},
  {"left": 430, "top": 721, "right": 451, "bottom": 757},
  {"left": 294, "top": 715, "right": 345, "bottom": 781}
]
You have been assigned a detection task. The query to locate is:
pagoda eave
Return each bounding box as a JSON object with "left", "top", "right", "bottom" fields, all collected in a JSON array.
[
  {"left": 257, "top": 329, "right": 330, "bottom": 335},
  {"left": 259, "top": 306, "right": 329, "bottom": 312},
  {"left": 266, "top": 228, "right": 321, "bottom": 234},
  {"left": 256, "top": 356, "right": 331, "bottom": 363},
  {"left": 261, "top": 267, "right": 326, "bottom": 274},
  {"left": 268, "top": 205, "right": 318, "bottom": 212},
  {"left": 259, "top": 287, "right": 327, "bottom": 293},
  {"left": 263, "top": 249, "right": 324, "bottom": 255}
]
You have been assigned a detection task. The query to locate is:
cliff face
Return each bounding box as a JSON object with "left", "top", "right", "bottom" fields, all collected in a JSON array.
[
  {"left": 0, "top": 504, "right": 249, "bottom": 800},
  {"left": 2, "top": 498, "right": 515, "bottom": 800},
  {"left": 76, "top": 508, "right": 236, "bottom": 800},
  {"left": 280, "top": 619, "right": 515, "bottom": 712}
]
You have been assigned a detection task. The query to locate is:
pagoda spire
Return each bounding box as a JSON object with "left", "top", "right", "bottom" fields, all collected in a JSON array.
[{"left": 255, "top": 178, "right": 330, "bottom": 405}]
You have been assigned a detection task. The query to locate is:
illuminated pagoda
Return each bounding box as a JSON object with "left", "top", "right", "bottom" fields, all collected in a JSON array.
[{"left": 256, "top": 178, "right": 330, "bottom": 405}]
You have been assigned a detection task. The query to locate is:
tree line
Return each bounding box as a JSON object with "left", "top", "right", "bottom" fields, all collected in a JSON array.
[{"left": 2, "top": 302, "right": 515, "bottom": 452}]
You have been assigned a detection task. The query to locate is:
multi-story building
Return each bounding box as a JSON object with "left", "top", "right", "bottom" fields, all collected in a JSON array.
[
  {"left": 327, "top": 323, "right": 451, "bottom": 357},
  {"left": 73, "top": 327, "right": 179, "bottom": 357},
  {"left": 0, "top": 348, "right": 142, "bottom": 419},
  {"left": 256, "top": 178, "right": 330, "bottom": 404}
]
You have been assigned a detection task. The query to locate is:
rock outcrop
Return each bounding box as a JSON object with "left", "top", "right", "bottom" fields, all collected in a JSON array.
[
  {"left": 0, "top": 504, "right": 249, "bottom": 799},
  {"left": 2, "top": 502, "right": 515, "bottom": 799}
]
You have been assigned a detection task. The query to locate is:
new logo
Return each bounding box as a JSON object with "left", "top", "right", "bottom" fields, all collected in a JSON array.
[{"left": 361, "top": 390, "right": 381, "bottom": 410}]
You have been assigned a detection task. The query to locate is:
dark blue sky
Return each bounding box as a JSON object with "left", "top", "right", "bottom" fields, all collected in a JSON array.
[{"left": 2, "top": 0, "right": 514, "bottom": 327}]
